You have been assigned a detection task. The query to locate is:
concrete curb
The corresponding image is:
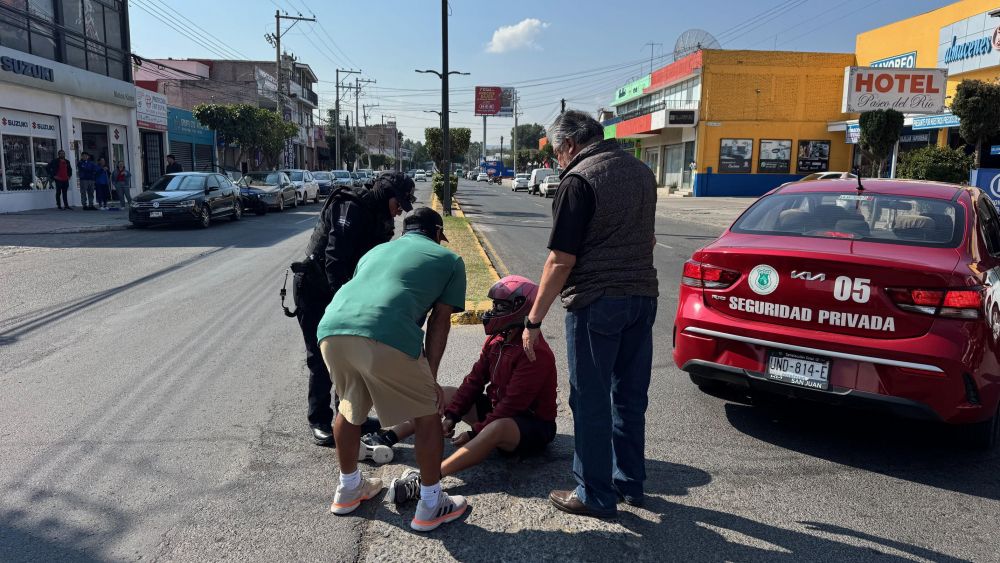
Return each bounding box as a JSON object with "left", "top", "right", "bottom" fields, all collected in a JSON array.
[
  {"left": 431, "top": 192, "right": 501, "bottom": 325},
  {"left": 0, "top": 224, "right": 132, "bottom": 235}
]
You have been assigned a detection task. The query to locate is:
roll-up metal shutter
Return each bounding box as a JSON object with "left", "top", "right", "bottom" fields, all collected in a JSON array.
[
  {"left": 193, "top": 143, "right": 214, "bottom": 172},
  {"left": 169, "top": 141, "right": 194, "bottom": 172}
]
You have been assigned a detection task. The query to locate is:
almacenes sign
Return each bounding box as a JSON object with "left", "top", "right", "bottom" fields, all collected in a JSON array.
[{"left": 1, "top": 55, "right": 54, "bottom": 82}]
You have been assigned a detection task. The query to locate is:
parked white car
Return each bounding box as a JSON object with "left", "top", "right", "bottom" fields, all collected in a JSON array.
[
  {"left": 414, "top": 169, "right": 428, "bottom": 182},
  {"left": 529, "top": 168, "right": 557, "bottom": 195},
  {"left": 539, "top": 175, "right": 561, "bottom": 198},
  {"left": 281, "top": 169, "right": 320, "bottom": 203},
  {"left": 512, "top": 173, "right": 530, "bottom": 191}
]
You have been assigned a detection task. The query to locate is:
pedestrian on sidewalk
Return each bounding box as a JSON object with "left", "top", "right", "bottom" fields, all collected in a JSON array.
[
  {"left": 94, "top": 158, "right": 111, "bottom": 210},
  {"left": 523, "top": 110, "right": 659, "bottom": 519},
  {"left": 319, "top": 208, "right": 468, "bottom": 532},
  {"left": 46, "top": 150, "right": 73, "bottom": 210},
  {"left": 379, "top": 275, "right": 558, "bottom": 508},
  {"left": 165, "top": 154, "right": 182, "bottom": 174},
  {"left": 293, "top": 171, "right": 415, "bottom": 447},
  {"left": 113, "top": 161, "right": 133, "bottom": 209},
  {"left": 77, "top": 152, "right": 98, "bottom": 210}
]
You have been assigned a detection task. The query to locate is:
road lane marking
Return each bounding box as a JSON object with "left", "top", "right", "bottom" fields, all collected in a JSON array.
[
  {"left": 656, "top": 242, "right": 673, "bottom": 249},
  {"left": 297, "top": 217, "right": 315, "bottom": 224}
]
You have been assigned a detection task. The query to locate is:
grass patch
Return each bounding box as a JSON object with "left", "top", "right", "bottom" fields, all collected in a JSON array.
[{"left": 443, "top": 215, "right": 498, "bottom": 307}]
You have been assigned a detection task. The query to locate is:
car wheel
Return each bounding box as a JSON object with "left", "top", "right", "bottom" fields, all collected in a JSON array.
[
  {"left": 277, "top": 197, "right": 285, "bottom": 212},
  {"left": 198, "top": 207, "right": 211, "bottom": 229},
  {"left": 292, "top": 194, "right": 299, "bottom": 208},
  {"left": 689, "top": 373, "right": 725, "bottom": 392},
  {"left": 230, "top": 200, "right": 242, "bottom": 221},
  {"left": 964, "top": 402, "right": 1000, "bottom": 450},
  {"left": 314, "top": 190, "right": 320, "bottom": 204}
]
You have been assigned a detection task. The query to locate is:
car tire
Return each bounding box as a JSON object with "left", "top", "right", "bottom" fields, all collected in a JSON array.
[
  {"left": 198, "top": 207, "right": 211, "bottom": 229},
  {"left": 964, "top": 402, "right": 1000, "bottom": 450},
  {"left": 689, "top": 373, "right": 725, "bottom": 392},
  {"left": 313, "top": 191, "right": 320, "bottom": 204},
  {"left": 292, "top": 194, "right": 299, "bottom": 208},
  {"left": 230, "top": 200, "right": 242, "bottom": 221}
]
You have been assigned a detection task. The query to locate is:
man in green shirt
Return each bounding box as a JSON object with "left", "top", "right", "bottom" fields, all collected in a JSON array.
[{"left": 318, "top": 208, "right": 469, "bottom": 532}]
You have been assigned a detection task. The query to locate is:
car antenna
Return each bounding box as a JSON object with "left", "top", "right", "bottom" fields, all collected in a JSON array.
[{"left": 854, "top": 166, "right": 864, "bottom": 193}]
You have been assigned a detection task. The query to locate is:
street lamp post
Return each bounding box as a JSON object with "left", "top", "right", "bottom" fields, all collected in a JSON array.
[{"left": 415, "top": 2, "right": 469, "bottom": 216}]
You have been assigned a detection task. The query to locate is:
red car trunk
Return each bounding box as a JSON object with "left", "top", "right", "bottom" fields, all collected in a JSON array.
[{"left": 694, "top": 234, "right": 965, "bottom": 340}]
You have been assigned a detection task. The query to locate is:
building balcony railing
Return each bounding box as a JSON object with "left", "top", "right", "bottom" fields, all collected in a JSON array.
[
  {"left": 288, "top": 81, "right": 319, "bottom": 107},
  {"left": 611, "top": 99, "right": 699, "bottom": 125}
]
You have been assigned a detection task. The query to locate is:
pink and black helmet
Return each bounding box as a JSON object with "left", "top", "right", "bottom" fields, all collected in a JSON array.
[{"left": 482, "top": 275, "right": 539, "bottom": 335}]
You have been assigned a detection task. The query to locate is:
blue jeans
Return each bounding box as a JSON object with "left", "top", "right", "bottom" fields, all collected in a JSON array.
[{"left": 565, "top": 294, "right": 656, "bottom": 513}]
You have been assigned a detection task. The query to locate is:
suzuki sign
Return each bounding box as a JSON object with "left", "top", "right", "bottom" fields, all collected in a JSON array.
[{"left": 842, "top": 66, "right": 948, "bottom": 114}]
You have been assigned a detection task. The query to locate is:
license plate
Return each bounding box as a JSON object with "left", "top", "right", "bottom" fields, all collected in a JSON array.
[
  {"left": 766, "top": 351, "right": 830, "bottom": 390},
  {"left": 149, "top": 211, "right": 163, "bottom": 218}
]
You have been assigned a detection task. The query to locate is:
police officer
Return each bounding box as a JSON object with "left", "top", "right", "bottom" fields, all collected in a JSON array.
[{"left": 294, "top": 171, "right": 416, "bottom": 446}]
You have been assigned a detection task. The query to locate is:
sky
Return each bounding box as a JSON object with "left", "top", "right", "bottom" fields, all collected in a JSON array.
[{"left": 128, "top": 0, "right": 956, "bottom": 148}]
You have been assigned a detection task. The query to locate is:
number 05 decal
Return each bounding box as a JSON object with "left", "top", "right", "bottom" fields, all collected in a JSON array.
[{"left": 833, "top": 276, "right": 871, "bottom": 304}]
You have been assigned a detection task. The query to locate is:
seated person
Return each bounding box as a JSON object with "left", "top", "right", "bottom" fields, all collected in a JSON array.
[{"left": 362, "top": 275, "right": 558, "bottom": 505}]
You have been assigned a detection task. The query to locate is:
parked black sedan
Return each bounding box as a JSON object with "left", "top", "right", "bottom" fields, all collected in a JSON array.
[
  {"left": 130, "top": 172, "right": 242, "bottom": 228},
  {"left": 237, "top": 171, "right": 298, "bottom": 214},
  {"left": 312, "top": 171, "right": 334, "bottom": 197}
]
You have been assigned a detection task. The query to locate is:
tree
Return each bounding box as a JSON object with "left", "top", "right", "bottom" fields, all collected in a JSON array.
[
  {"left": 896, "top": 146, "right": 973, "bottom": 184},
  {"left": 424, "top": 127, "right": 472, "bottom": 172},
  {"left": 859, "top": 109, "right": 904, "bottom": 177},
  {"left": 193, "top": 103, "right": 298, "bottom": 168},
  {"left": 466, "top": 141, "right": 483, "bottom": 167},
  {"left": 951, "top": 79, "right": 1000, "bottom": 168},
  {"left": 511, "top": 123, "right": 546, "bottom": 150},
  {"left": 368, "top": 154, "right": 394, "bottom": 170}
]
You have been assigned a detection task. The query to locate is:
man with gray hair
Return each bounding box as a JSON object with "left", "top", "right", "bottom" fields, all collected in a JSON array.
[{"left": 522, "top": 110, "right": 658, "bottom": 519}]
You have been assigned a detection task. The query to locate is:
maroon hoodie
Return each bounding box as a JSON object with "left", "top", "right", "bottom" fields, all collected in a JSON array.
[{"left": 445, "top": 332, "right": 558, "bottom": 433}]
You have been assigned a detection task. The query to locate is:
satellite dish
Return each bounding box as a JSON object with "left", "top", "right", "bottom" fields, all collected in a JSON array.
[{"left": 673, "top": 29, "right": 721, "bottom": 61}]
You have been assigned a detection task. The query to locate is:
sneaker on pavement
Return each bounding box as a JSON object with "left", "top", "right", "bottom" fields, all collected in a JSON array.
[
  {"left": 330, "top": 477, "right": 383, "bottom": 515},
  {"left": 385, "top": 469, "right": 421, "bottom": 506},
  {"left": 358, "top": 441, "right": 393, "bottom": 464},
  {"left": 411, "top": 491, "right": 467, "bottom": 532},
  {"left": 362, "top": 430, "right": 395, "bottom": 448}
]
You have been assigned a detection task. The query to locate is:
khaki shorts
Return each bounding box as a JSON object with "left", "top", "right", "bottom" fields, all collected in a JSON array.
[{"left": 320, "top": 335, "right": 438, "bottom": 427}]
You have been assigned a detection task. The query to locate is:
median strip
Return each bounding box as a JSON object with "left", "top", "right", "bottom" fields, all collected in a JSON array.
[{"left": 431, "top": 194, "right": 500, "bottom": 324}]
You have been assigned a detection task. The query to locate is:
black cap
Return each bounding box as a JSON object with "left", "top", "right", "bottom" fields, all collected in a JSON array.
[
  {"left": 376, "top": 171, "right": 416, "bottom": 212},
  {"left": 403, "top": 207, "right": 448, "bottom": 242}
]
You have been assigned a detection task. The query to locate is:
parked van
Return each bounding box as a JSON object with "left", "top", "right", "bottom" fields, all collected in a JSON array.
[{"left": 529, "top": 168, "right": 557, "bottom": 195}]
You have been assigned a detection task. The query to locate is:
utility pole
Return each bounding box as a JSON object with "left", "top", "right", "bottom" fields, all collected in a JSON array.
[
  {"left": 482, "top": 115, "right": 487, "bottom": 170},
  {"left": 335, "top": 68, "right": 360, "bottom": 169},
  {"left": 440, "top": 0, "right": 451, "bottom": 213},
  {"left": 500, "top": 135, "right": 504, "bottom": 174},
  {"left": 512, "top": 90, "right": 518, "bottom": 175},
  {"left": 269, "top": 10, "right": 315, "bottom": 167},
  {"left": 560, "top": 98, "right": 566, "bottom": 113}
]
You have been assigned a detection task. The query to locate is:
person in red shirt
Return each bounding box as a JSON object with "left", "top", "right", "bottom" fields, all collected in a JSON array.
[
  {"left": 372, "top": 275, "right": 558, "bottom": 505},
  {"left": 46, "top": 150, "right": 73, "bottom": 210}
]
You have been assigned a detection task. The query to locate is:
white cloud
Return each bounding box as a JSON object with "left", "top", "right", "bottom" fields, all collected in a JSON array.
[{"left": 486, "top": 18, "right": 550, "bottom": 54}]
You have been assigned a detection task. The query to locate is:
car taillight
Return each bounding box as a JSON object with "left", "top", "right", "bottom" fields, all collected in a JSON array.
[
  {"left": 887, "top": 288, "right": 982, "bottom": 319},
  {"left": 681, "top": 260, "right": 740, "bottom": 289}
]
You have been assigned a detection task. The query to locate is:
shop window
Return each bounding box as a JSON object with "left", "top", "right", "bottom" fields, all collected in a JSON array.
[
  {"left": 87, "top": 44, "right": 107, "bottom": 75},
  {"left": 3, "top": 135, "right": 34, "bottom": 192},
  {"left": 107, "top": 50, "right": 124, "bottom": 80},
  {"left": 0, "top": 9, "right": 30, "bottom": 52},
  {"left": 32, "top": 137, "right": 58, "bottom": 189},
  {"left": 29, "top": 21, "right": 56, "bottom": 60}
]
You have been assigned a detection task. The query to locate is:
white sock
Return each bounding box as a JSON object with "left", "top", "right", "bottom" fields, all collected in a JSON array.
[
  {"left": 420, "top": 482, "right": 441, "bottom": 508},
  {"left": 339, "top": 469, "right": 361, "bottom": 490}
]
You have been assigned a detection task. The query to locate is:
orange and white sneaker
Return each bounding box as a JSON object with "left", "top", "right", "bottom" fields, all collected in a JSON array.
[
  {"left": 330, "top": 477, "right": 383, "bottom": 515},
  {"left": 410, "top": 491, "right": 467, "bottom": 532}
]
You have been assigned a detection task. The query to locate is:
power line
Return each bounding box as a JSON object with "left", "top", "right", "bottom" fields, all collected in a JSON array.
[
  {"left": 129, "top": 0, "right": 239, "bottom": 60},
  {"left": 144, "top": 0, "right": 251, "bottom": 59}
]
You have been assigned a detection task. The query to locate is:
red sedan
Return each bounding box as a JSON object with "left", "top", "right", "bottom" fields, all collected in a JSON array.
[{"left": 673, "top": 179, "right": 1000, "bottom": 448}]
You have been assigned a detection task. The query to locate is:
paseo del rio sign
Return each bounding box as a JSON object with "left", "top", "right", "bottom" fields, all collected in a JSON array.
[{"left": 842, "top": 67, "right": 948, "bottom": 114}]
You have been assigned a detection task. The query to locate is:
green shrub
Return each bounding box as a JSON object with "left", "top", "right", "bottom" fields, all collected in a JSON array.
[
  {"left": 432, "top": 172, "right": 459, "bottom": 202},
  {"left": 896, "top": 146, "right": 973, "bottom": 184}
]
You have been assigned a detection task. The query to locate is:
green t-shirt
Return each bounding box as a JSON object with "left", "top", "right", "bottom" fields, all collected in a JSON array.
[{"left": 317, "top": 233, "right": 467, "bottom": 358}]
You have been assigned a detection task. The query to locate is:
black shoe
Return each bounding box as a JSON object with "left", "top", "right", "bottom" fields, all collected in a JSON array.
[
  {"left": 360, "top": 416, "right": 381, "bottom": 435},
  {"left": 385, "top": 469, "right": 421, "bottom": 506},
  {"left": 615, "top": 488, "right": 645, "bottom": 508},
  {"left": 362, "top": 429, "right": 397, "bottom": 448},
  {"left": 311, "top": 426, "right": 334, "bottom": 447}
]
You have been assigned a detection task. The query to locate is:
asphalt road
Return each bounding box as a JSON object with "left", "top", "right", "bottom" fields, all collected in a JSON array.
[{"left": 1, "top": 179, "right": 998, "bottom": 562}]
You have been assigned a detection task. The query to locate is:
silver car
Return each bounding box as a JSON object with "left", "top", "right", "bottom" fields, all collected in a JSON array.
[{"left": 538, "top": 175, "right": 561, "bottom": 198}]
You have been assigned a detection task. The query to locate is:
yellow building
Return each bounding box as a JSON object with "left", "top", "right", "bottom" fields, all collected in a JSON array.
[
  {"left": 605, "top": 49, "right": 855, "bottom": 197},
  {"left": 847, "top": 0, "right": 1000, "bottom": 165}
]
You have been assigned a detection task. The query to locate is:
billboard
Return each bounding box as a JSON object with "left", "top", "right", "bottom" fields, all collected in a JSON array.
[
  {"left": 842, "top": 66, "right": 948, "bottom": 114},
  {"left": 475, "top": 86, "right": 514, "bottom": 117}
]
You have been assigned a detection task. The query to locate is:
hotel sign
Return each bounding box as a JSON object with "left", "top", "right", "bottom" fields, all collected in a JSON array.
[{"left": 842, "top": 66, "right": 948, "bottom": 114}]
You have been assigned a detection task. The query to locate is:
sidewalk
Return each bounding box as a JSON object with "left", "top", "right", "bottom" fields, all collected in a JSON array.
[
  {"left": 655, "top": 190, "right": 756, "bottom": 231},
  {"left": 0, "top": 206, "right": 132, "bottom": 235}
]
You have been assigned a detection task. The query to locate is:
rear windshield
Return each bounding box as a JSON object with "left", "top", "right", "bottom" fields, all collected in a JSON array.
[
  {"left": 732, "top": 192, "right": 964, "bottom": 248},
  {"left": 244, "top": 172, "right": 282, "bottom": 185}
]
